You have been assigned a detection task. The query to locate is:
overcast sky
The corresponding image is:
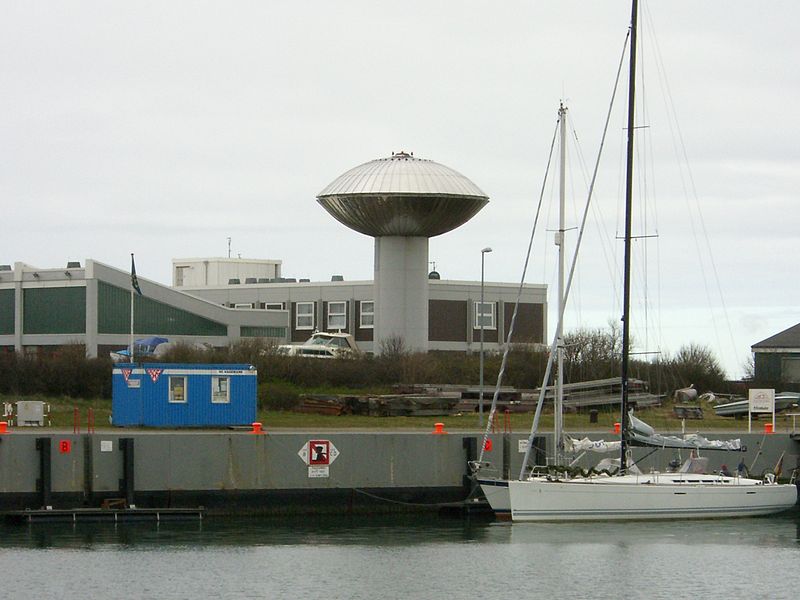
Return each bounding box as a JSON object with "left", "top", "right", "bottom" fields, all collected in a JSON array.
[{"left": 3, "top": 1, "right": 797, "bottom": 379}]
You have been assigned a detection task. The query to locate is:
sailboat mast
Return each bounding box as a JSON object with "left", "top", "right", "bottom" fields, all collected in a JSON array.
[
  {"left": 620, "top": 0, "right": 639, "bottom": 474},
  {"left": 554, "top": 103, "right": 567, "bottom": 465}
]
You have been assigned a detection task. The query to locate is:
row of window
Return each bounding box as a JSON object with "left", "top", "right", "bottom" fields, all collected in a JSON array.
[
  {"left": 232, "top": 302, "right": 285, "bottom": 310},
  {"left": 295, "top": 301, "right": 371, "bottom": 330},
  {"left": 168, "top": 376, "right": 230, "bottom": 404},
  {"left": 294, "top": 301, "right": 496, "bottom": 331}
]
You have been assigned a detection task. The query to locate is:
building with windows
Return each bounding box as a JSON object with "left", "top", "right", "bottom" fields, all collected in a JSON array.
[
  {"left": 177, "top": 261, "right": 547, "bottom": 353},
  {"left": 0, "top": 257, "right": 547, "bottom": 357},
  {"left": 1, "top": 152, "right": 548, "bottom": 357},
  {"left": 0, "top": 260, "right": 289, "bottom": 357},
  {"left": 752, "top": 323, "right": 800, "bottom": 390}
]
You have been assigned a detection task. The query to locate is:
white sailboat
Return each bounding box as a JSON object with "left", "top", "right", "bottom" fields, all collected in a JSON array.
[{"left": 479, "top": 0, "right": 797, "bottom": 522}]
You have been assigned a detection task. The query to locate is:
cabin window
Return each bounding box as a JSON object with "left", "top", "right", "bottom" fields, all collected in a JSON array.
[
  {"left": 264, "top": 302, "right": 284, "bottom": 310},
  {"left": 169, "top": 376, "right": 187, "bottom": 403},
  {"left": 359, "top": 301, "right": 374, "bottom": 328},
  {"left": 474, "top": 302, "right": 496, "bottom": 330},
  {"left": 211, "top": 376, "right": 230, "bottom": 404},
  {"left": 328, "top": 301, "right": 347, "bottom": 330},
  {"left": 296, "top": 302, "right": 314, "bottom": 330},
  {"left": 234, "top": 303, "right": 253, "bottom": 309}
]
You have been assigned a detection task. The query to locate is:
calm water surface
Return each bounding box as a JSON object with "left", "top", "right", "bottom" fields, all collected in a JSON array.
[{"left": 1, "top": 512, "right": 798, "bottom": 599}]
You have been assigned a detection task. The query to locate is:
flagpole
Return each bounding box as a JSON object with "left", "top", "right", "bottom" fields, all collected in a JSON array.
[{"left": 130, "top": 253, "right": 135, "bottom": 364}]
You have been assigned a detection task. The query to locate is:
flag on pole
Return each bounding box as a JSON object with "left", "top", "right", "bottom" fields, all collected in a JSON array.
[{"left": 131, "top": 253, "right": 143, "bottom": 296}]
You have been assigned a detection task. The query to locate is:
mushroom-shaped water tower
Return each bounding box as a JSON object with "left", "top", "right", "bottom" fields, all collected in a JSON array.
[{"left": 317, "top": 152, "right": 488, "bottom": 353}]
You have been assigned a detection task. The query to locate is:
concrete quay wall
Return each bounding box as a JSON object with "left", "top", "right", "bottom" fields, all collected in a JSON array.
[{"left": 0, "top": 430, "right": 796, "bottom": 515}]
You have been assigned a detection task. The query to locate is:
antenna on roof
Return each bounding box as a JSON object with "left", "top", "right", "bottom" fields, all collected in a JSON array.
[{"left": 227, "top": 237, "right": 231, "bottom": 258}]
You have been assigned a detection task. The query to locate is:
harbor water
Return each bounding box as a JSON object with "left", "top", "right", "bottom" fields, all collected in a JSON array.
[{"left": 1, "top": 512, "right": 798, "bottom": 599}]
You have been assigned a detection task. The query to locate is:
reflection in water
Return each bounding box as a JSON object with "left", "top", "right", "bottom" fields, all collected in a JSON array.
[
  {"left": 2, "top": 513, "right": 499, "bottom": 550},
  {"left": 1, "top": 512, "right": 798, "bottom": 550},
  {"left": 0, "top": 512, "right": 797, "bottom": 599}
]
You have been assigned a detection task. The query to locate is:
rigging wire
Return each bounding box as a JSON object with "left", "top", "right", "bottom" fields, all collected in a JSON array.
[
  {"left": 517, "top": 31, "right": 633, "bottom": 479},
  {"left": 474, "top": 117, "right": 560, "bottom": 468},
  {"left": 642, "top": 3, "right": 738, "bottom": 373}
]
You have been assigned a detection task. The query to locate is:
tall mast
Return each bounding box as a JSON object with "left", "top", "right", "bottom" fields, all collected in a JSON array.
[
  {"left": 554, "top": 103, "right": 567, "bottom": 465},
  {"left": 620, "top": 0, "right": 639, "bottom": 473}
]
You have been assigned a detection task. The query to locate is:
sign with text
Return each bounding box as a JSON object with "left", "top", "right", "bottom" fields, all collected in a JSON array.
[
  {"left": 308, "top": 466, "right": 330, "bottom": 478},
  {"left": 298, "top": 439, "right": 340, "bottom": 478},
  {"left": 749, "top": 389, "right": 775, "bottom": 413}
]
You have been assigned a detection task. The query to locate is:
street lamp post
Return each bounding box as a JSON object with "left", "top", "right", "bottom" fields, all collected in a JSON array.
[{"left": 479, "top": 247, "right": 493, "bottom": 426}]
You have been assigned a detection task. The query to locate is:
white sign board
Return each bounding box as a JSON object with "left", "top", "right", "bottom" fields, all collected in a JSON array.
[
  {"left": 749, "top": 389, "right": 774, "bottom": 413},
  {"left": 127, "top": 379, "right": 141, "bottom": 389},
  {"left": 308, "top": 466, "right": 330, "bottom": 478},
  {"left": 518, "top": 439, "right": 528, "bottom": 453},
  {"left": 100, "top": 440, "right": 113, "bottom": 452}
]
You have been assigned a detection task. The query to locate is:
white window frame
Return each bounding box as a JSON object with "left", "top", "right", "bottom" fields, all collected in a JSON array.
[
  {"left": 474, "top": 301, "right": 496, "bottom": 330},
  {"left": 211, "top": 376, "right": 230, "bottom": 404},
  {"left": 327, "top": 301, "right": 347, "bottom": 330},
  {"left": 233, "top": 303, "right": 253, "bottom": 309},
  {"left": 264, "top": 302, "right": 284, "bottom": 310},
  {"left": 359, "top": 300, "right": 375, "bottom": 329},
  {"left": 169, "top": 376, "right": 187, "bottom": 403},
  {"left": 296, "top": 302, "right": 315, "bottom": 330}
]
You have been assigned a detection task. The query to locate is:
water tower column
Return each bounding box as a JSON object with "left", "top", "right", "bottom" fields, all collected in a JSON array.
[{"left": 374, "top": 236, "right": 429, "bottom": 353}]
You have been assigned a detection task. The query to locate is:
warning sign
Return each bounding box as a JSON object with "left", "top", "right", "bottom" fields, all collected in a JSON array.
[
  {"left": 298, "top": 439, "right": 339, "bottom": 478},
  {"left": 309, "top": 440, "right": 330, "bottom": 465}
]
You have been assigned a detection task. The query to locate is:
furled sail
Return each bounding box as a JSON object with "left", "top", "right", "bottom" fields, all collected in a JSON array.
[
  {"left": 627, "top": 412, "right": 742, "bottom": 451},
  {"left": 564, "top": 412, "right": 742, "bottom": 454}
]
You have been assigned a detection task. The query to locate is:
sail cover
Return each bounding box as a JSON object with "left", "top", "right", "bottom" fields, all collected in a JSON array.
[
  {"left": 627, "top": 412, "right": 742, "bottom": 451},
  {"left": 565, "top": 412, "right": 742, "bottom": 453},
  {"left": 565, "top": 436, "right": 620, "bottom": 454}
]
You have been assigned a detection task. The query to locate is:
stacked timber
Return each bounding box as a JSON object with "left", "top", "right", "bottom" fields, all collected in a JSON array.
[{"left": 294, "top": 394, "right": 459, "bottom": 417}]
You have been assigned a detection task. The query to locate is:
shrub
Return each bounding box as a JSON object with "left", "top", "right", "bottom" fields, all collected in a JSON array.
[{"left": 258, "top": 381, "right": 300, "bottom": 411}]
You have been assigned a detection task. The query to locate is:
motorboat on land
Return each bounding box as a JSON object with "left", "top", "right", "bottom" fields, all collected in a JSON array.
[
  {"left": 110, "top": 336, "right": 169, "bottom": 362},
  {"left": 713, "top": 393, "right": 799, "bottom": 417},
  {"left": 277, "top": 331, "right": 360, "bottom": 358}
]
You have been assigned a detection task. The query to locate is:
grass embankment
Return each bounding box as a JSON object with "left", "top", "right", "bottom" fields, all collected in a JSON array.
[{"left": 2, "top": 393, "right": 790, "bottom": 433}]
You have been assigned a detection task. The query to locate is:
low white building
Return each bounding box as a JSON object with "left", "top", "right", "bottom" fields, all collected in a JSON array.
[{"left": 172, "top": 257, "right": 282, "bottom": 287}]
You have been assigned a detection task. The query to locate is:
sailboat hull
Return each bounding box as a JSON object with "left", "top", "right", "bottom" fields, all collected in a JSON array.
[
  {"left": 477, "top": 479, "right": 511, "bottom": 519},
  {"left": 507, "top": 476, "right": 797, "bottom": 522}
]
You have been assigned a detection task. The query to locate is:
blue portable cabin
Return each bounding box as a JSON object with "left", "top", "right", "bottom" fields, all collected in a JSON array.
[{"left": 112, "top": 363, "right": 258, "bottom": 427}]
